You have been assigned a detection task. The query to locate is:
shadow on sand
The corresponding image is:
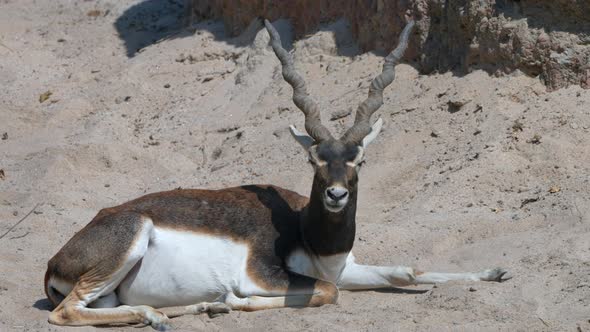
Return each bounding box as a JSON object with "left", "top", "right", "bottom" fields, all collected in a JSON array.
[
  {"left": 114, "top": 0, "right": 361, "bottom": 58},
  {"left": 33, "top": 298, "right": 53, "bottom": 311},
  {"left": 115, "top": 0, "right": 197, "bottom": 57}
]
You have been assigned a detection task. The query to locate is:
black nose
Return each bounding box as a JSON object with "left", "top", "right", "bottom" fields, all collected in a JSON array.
[{"left": 326, "top": 187, "right": 348, "bottom": 201}]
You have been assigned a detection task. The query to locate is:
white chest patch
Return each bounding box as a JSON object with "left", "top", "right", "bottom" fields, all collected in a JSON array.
[
  {"left": 117, "top": 227, "right": 249, "bottom": 308},
  {"left": 286, "top": 249, "right": 350, "bottom": 284}
]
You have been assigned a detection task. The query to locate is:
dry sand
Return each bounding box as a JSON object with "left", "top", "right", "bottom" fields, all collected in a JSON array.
[{"left": 1, "top": 1, "right": 589, "bottom": 331}]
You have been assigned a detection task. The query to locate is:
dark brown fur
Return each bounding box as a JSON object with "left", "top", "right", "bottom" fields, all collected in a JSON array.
[{"left": 47, "top": 211, "right": 146, "bottom": 284}]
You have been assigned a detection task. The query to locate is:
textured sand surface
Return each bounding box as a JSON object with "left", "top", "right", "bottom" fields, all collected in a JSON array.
[{"left": 0, "top": 1, "right": 589, "bottom": 331}]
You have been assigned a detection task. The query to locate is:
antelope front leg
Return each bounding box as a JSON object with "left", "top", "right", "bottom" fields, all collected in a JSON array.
[{"left": 337, "top": 255, "right": 510, "bottom": 290}]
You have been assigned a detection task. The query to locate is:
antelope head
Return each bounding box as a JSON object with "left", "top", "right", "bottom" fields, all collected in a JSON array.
[{"left": 265, "top": 20, "right": 415, "bottom": 214}]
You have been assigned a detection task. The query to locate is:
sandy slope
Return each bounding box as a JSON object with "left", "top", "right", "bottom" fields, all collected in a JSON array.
[{"left": 1, "top": 1, "right": 589, "bottom": 331}]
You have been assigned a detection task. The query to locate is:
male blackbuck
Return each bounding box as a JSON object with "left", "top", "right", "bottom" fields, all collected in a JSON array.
[{"left": 44, "top": 20, "right": 510, "bottom": 330}]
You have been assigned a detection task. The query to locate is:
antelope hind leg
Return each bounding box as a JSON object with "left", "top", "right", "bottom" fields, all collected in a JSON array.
[{"left": 46, "top": 213, "right": 171, "bottom": 330}]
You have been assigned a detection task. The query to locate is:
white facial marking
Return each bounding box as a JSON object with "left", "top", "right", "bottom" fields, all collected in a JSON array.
[
  {"left": 346, "top": 147, "right": 365, "bottom": 168},
  {"left": 309, "top": 146, "right": 327, "bottom": 167},
  {"left": 324, "top": 186, "right": 349, "bottom": 212}
]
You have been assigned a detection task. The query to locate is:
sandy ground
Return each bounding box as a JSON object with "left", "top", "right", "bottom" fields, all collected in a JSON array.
[{"left": 1, "top": 0, "right": 589, "bottom": 331}]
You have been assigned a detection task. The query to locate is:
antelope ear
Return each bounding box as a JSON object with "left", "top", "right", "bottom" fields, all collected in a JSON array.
[
  {"left": 361, "top": 118, "right": 383, "bottom": 149},
  {"left": 289, "top": 125, "right": 315, "bottom": 150}
]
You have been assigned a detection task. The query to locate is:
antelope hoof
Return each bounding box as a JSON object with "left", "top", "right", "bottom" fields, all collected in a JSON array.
[
  {"left": 140, "top": 307, "right": 171, "bottom": 331},
  {"left": 149, "top": 317, "right": 171, "bottom": 332},
  {"left": 206, "top": 302, "right": 231, "bottom": 318},
  {"left": 479, "top": 268, "right": 511, "bottom": 282}
]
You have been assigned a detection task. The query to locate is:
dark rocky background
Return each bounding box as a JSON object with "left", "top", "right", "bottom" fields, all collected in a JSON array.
[{"left": 190, "top": 0, "right": 590, "bottom": 90}]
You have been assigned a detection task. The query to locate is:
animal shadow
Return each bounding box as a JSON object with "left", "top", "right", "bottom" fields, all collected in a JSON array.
[{"left": 33, "top": 298, "right": 53, "bottom": 311}]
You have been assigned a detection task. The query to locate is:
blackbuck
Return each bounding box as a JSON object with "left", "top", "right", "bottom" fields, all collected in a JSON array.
[{"left": 45, "top": 20, "right": 510, "bottom": 330}]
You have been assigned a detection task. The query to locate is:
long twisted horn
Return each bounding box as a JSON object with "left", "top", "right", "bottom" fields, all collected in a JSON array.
[
  {"left": 342, "top": 20, "right": 415, "bottom": 144},
  {"left": 264, "top": 19, "right": 333, "bottom": 142}
]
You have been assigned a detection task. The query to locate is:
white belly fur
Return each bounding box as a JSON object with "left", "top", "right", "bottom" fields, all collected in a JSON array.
[{"left": 117, "top": 227, "right": 249, "bottom": 307}]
